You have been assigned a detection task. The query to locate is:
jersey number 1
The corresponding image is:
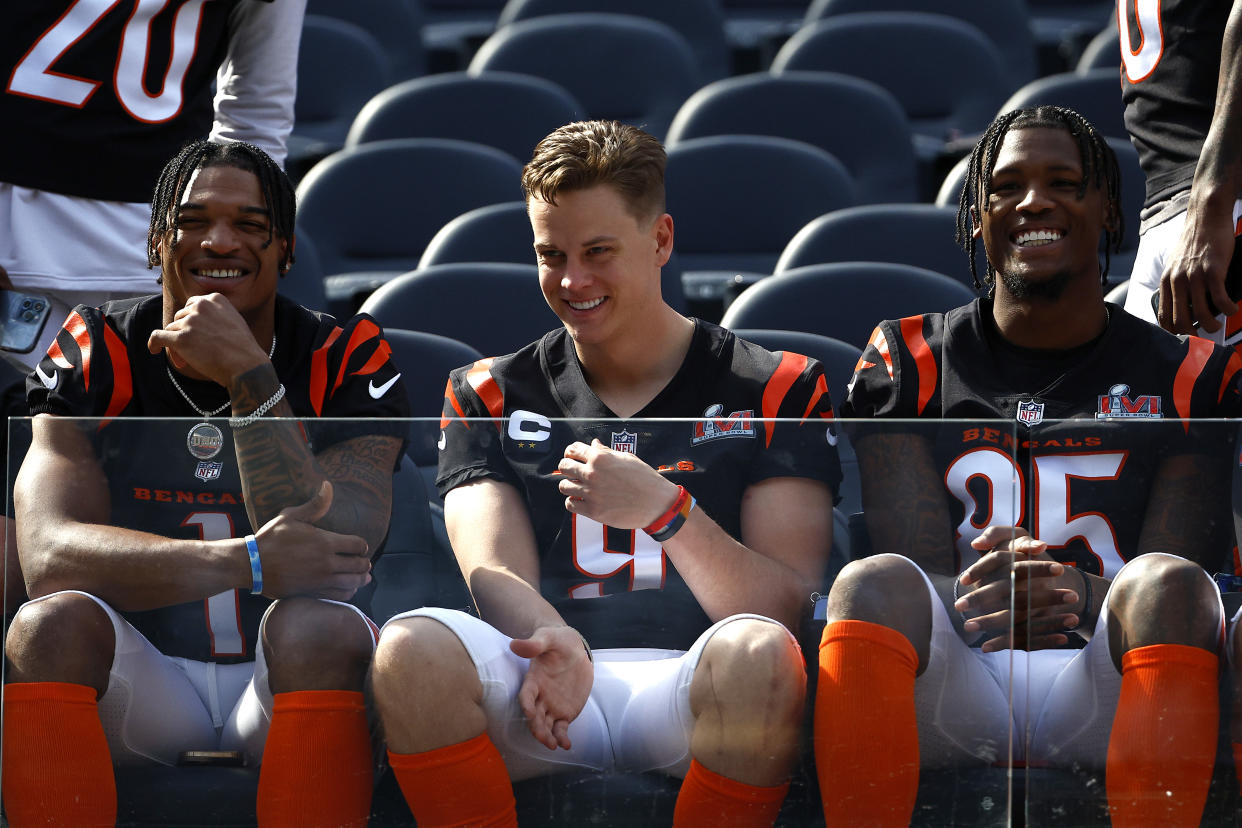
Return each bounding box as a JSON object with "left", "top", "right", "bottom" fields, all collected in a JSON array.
[
  {"left": 7, "top": 0, "right": 209, "bottom": 123},
  {"left": 183, "top": 511, "right": 246, "bottom": 657}
]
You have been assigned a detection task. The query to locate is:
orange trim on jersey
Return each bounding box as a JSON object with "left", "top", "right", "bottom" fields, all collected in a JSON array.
[
  {"left": 761, "top": 352, "right": 808, "bottom": 448},
  {"left": 801, "top": 373, "right": 829, "bottom": 422},
  {"left": 441, "top": 380, "right": 467, "bottom": 429},
  {"left": 63, "top": 312, "right": 92, "bottom": 389},
  {"left": 308, "top": 326, "right": 344, "bottom": 417},
  {"left": 353, "top": 338, "right": 392, "bottom": 377},
  {"left": 899, "top": 316, "right": 937, "bottom": 416},
  {"left": 861, "top": 326, "right": 893, "bottom": 380},
  {"left": 330, "top": 321, "right": 382, "bottom": 398},
  {"left": 1172, "top": 337, "right": 1214, "bottom": 431},
  {"left": 1219, "top": 353, "right": 1242, "bottom": 403},
  {"left": 465, "top": 359, "right": 503, "bottom": 427},
  {"left": 100, "top": 323, "right": 132, "bottom": 424}
]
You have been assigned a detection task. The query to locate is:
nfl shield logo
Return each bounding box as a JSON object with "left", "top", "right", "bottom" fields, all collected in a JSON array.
[
  {"left": 1016, "top": 400, "right": 1044, "bottom": 427},
  {"left": 195, "top": 461, "right": 223, "bottom": 482},
  {"left": 611, "top": 430, "right": 637, "bottom": 453}
]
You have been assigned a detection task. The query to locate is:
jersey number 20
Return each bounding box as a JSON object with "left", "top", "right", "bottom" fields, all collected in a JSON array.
[{"left": 8, "top": 0, "right": 209, "bottom": 123}]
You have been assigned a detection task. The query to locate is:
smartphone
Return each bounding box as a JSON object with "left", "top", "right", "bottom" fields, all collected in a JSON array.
[
  {"left": 176, "top": 750, "right": 246, "bottom": 767},
  {"left": 0, "top": 290, "right": 50, "bottom": 354}
]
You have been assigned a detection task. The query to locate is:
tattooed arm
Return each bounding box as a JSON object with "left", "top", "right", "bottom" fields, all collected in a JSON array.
[{"left": 228, "top": 361, "right": 401, "bottom": 556}]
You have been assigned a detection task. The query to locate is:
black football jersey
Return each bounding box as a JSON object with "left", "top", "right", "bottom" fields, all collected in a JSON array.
[
  {"left": 844, "top": 299, "right": 1242, "bottom": 578},
  {"left": 27, "top": 294, "right": 408, "bottom": 662},
  {"left": 1119, "top": 0, "right": 1234, "bottom": 207},
  {"left": 0, "top": 0, "right": 263, "bottom": 202},
  {"left": 437, "top": 321, "right": 842, "bottom": 650}
]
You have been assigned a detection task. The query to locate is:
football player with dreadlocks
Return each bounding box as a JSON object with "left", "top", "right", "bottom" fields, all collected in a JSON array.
[
  {"left": 1, "top": 140, "right": 407, "bottom": 828},
  {"left": 815, "top": 106, "right": 1242, "bottom": 827}
]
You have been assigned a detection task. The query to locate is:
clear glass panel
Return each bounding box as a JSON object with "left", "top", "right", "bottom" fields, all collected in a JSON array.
[{"left": 3, "top": 415, "right": 1236, "bottom": 825}]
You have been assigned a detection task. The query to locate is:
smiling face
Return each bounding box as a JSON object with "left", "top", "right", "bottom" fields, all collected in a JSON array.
[
  {"left": 975, "top": 126, "right": 1114, "bottom": 303},
  {"left": 155, "top": 163, "right": 289, "bottom": 327},
  {"left": 529, "top": 184, "right": 673, "bottom": 350}
]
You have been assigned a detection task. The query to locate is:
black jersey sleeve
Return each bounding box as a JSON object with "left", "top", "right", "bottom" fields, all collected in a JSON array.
[
  {"left": 436, "top": 357, "right": 518, "bottom": 497},
  {"left": 27, "top": 305, "right": 132, "bottom": 418},
  {"left": 298, "top": 313, "right": 409, "bottom": 458},
  {"left": 746, "top": 350, "right": 843, "bottom": 497}
]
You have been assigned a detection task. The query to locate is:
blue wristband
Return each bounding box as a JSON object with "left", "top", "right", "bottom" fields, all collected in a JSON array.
[{"left": 245, "top": 534, "right": 263, "bottom": 595}]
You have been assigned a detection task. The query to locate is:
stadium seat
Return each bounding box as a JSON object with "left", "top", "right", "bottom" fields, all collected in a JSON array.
[
  {"left": 358, "top": 263, "right": 560, "bottom": 357},
  {"left": 999, "top": 69, "right": 1128, "bottom": 142},
  {"left": 665, "top": 72, "right": 918, "bottom": 204},
  {"left": 1077, "top": 22, "right": 1120, "bottom": 74},
  {"left": 344, "top": 72, "right": 583, "bottom": 164},
  {"left": 289, "top": 16, "right": 393, "bottom": 171},
  {"left": 305, "top": 0, "right": 426, "bottom": 81},
  {"left": 468, "top": 13, "right": 699, "bottom": 139},
  {"left": 775, "top": 204, "right": 976, "bottom": 287},
  {"left": 495, "top": 0, "right": 731, "bottom": 83},
  {"left": 417, "top": 202, "right": 689, "bottom": 313},
  {"left": 665, "top": 135, "right": 856, "bottom": 297},
  {"left": 278, "top": 229, "right": 329, "bottom": 313},
  {"left": 719, "top": 262, "right": 978, "bottom": 350},
  {"left": 771, "top": 13, "right": 1010, "bottom": 163},
  {"left": 294, "top": 138, "right": 524, "bottom": 279},
  {"left": 802, "top": 0, "right": 1038, "bottom": 90},
  {"left": 935, "top": 136, "right": 1144, "bottom": 286}
]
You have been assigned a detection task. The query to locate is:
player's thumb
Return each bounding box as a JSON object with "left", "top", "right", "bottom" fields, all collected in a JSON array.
[{"left": 509, "top": 636, "right": 544, "bottom": 659}]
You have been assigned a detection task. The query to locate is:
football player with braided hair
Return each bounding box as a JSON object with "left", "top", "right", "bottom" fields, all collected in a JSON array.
[
  {"left": 816, "top": 106, "right": 1242, "bottom": 826},
  {"left": 2, "top": 139, "right": 408, "bottom": 827}
]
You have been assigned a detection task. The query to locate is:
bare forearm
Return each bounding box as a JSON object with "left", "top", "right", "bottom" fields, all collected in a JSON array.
[
  {"left": 856, "top": 433, "right": 956, "bottom": 574},
  {"left": 20, "top": 522, "right": 249, "bottom": 611},
  {"left": 1190, "top": 2, "right": 1242, "bottom": 207},
  {"left": 464, "top": 563, "right": 570, "bottom": 640}
]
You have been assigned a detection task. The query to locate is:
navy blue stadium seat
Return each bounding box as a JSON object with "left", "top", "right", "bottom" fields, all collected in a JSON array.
[
  {"left": 468, "top": 13, "right": 699, "bottom": 140},
  {"left": 999, "top": 69, "right": 1128, "bottom": 142},
  {"left": 665, "top": 135, "right": 856, "bottom": 291},
  {"left": 803, "top": 0, "right": 1037, "bottom": 90},
  {"left": 1077, "top": 22, "right": 1120, "bottom": 74},
  {"left": 294, "top": 139, "right": 524, "bottom": 279},
  {"left": 496, "top": 0, "right": 731, "bottom": 83},
  {"left": 719, "top": 262, "right": 978, "bottom": 350},
  {"left": 381, "top": 328, "right": 484, "bottom": 465},
  {"left": 344, "top": 72, "right": 583, "bottom": 164},
  {"left": 288, "top": 16, "right": 392, "bottom": 172},
  {"left": 666, "top": 72, "right": 918, "bottom": 205},
  {"left": 358, "top": 263, "right": 560, "bottom": 357},
  {"left": 305, "top": 0, "right": 426, "bottom": 81},
  {"left": 417, "top": 202, "right": 689, "bottom": 313},
  {"left": 775, "top": 204, "right": 976, "bottom": 287},
  {"left": 278, "top": 229, "right": 328, "bottom": 313},
  {"left": 771, "top": 13, "right": 1010, "bottom": 164}
]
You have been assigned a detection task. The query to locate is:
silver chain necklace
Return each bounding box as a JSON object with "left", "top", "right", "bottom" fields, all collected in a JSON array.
[{"left": 168, "top": 335, "right": 276, "bottom": 462}]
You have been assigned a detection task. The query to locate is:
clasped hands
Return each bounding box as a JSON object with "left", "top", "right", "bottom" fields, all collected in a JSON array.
[{"left": 953, "top": 525, "right": 1086, "bottom": 652}]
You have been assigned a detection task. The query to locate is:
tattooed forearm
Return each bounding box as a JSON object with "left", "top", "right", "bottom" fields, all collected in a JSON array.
[{"left": 855, "top": 433, "right": 957, "bottom": 574}]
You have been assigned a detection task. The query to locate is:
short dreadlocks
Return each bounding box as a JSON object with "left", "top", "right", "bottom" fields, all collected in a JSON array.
[
  {"left": 147, "top": 140, "right": 296, "bottom": 273},
  {"left": 954, "top": 105, "right": 1123, "bottom": 293}
]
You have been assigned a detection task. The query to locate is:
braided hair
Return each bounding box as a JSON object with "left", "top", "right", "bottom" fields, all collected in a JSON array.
[
  {"left": 954, "top": 105, "right": 1123, "bottom": 294},
  {"left": 147, "top": 140, "right": 297, "bottom": 273}
]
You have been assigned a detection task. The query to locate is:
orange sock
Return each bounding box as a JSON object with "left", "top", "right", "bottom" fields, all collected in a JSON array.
[
  {"left": 672, "top": 758, "right": 789, "bottom": 827},
  {"left": 2, "top": 681, "right": 116, "bottom": 827},
  {"left": 256, "top": 690, "right": 374, "bottom": 828},
  {"left": 388, "top": 732, "right": 516, "bottom": 828},
  {"left": 815, "top": 620, "right": 919, "bottom": 828},
  {"left": 1107, "top": 644, "right": 1218, "bottom": 828}
]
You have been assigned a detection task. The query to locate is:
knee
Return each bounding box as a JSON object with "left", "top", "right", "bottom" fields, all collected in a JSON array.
[
  {"left": 827, "top": 554, "right": 928, "bottom": 625},
  {"left": 5, "top": 592, "right": 114, "bottom": 691},
  {"left": 698, "top": 619, "right": 805, "bottom": 722},
  {"left": 371, "top": 616, "right": 478, "bottom": 706},
  {"left": 261, "top": 598, "right": 374, "bottom": 691},
  {"left": 1110, "top": 555, "right": 1219, "bottom": 645}
]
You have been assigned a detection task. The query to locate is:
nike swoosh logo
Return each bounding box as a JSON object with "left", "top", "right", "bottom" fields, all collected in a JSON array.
[
  {"left": 368, "top": 373, "right": 401, "bottom": 399},
  {"left": 438, "top": 430, "right": 446, "bottom": 451},
  {"left": 34, "top": 363, "right": 57, "bottom": 391}
]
